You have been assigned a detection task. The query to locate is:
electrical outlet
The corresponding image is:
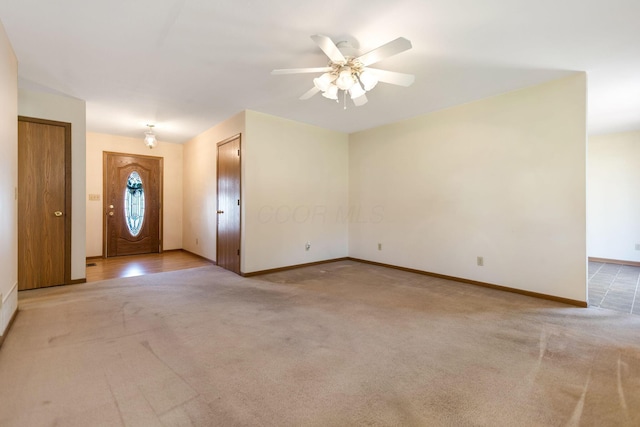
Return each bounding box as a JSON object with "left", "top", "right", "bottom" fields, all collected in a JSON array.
[
  {"left": 378, "top": 243, "right": 382, "bottom": 250},
  {"left": 305, "top": 242, "right": 311, "bottom": 251},
  {"left": 477, "top": 256, "right": 484, "bottom": 266}
]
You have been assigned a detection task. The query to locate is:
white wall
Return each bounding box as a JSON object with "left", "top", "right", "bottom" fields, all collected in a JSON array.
[
  {"left": 18, "top": 89, "right": 86, "bottom": 281},
  {"left": 588, "top": 130, "right": 640, "bottom": 262},
  {"left": 86, "top": 132, "right": 184, "bottom": 257},
  {"left": 349, "top": 73, "right": 588, "bottom": 302},
  {"left": 0, "top": 19, "right": 18, "bottom": 336},
  {"left": 243, "top": 110, "right": 349, "bottom": 273},
  {"left": 182, "top": 111, "right": 245, "bottom": 262}
]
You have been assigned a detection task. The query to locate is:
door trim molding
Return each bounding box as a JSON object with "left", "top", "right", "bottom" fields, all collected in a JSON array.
[
  {"left": 18, "top": 116, "right": 72, "bottom": 286},
  {"left": 217, "top": 133, "right": 242, "bottom": 147},
  {"left": 102, "top": 151, "right": 164, "bottom": 258}
]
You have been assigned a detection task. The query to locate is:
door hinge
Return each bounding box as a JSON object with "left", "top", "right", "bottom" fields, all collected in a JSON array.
[
  {"left": 237, "top": 249, "right": 240, "bottom": 256},
  {"left": 237, "top": 199, "right": 240, "bottom": 206},
  {"left": 237, "top": 149, "right": 240, "bottom": 156}
]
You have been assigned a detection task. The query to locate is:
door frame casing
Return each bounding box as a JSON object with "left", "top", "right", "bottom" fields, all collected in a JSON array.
[
  {"left": 216, "top": 133, "right": 242, "bottom": 274},
  {"left": 17, "top": 116, "right": 72, "bottom": 287},
  {"left": 102, "top": 151, "right": 164, "bottom": 258}
]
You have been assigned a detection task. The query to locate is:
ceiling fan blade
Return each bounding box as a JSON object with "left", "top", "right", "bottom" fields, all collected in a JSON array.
[
  {"left": 365, "top": 68, "right": 415, "bottom": 87},
  {"left": 272, "top": 67, "right": 332, "bottom": 75},
  {"left": 310, "top": 34, "right": 346, "bottom": 64},
  {"left": 352, "top": 94, "right": 368, "bottom": 107},
  {"left": 299, "top": 87, "right": 320, "bottom": 100},
  {"left": 357, "top": 37, "right": 412, "bottom": 67}
]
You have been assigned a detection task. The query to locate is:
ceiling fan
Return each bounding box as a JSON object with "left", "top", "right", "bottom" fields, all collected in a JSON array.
[{"left": 272, "top": 34, "right": 415, "bottom": 107}]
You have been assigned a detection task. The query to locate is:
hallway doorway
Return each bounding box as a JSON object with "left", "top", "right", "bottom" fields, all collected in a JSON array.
[{"left": 588, "top": 261, "right": 640, "bottom": 315}]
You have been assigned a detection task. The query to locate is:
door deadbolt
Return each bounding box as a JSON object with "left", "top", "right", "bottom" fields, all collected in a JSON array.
[{"left": 54, "top": 211, "right": 63, "bottom": 217}]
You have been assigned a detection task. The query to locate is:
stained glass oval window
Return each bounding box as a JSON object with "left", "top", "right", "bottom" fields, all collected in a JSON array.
[{"left": 124, "top": 171, "right": 145, "bottom": 236}]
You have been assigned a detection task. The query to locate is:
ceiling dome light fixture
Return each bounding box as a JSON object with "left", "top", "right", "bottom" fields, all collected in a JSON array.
[{"left": 144, "top": 124, "right": 157, "bottom": 149}]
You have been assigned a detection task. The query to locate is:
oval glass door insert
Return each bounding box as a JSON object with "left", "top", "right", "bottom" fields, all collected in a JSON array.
[{"left": 124, "top": 171, "right": 145, "bottom": 236}]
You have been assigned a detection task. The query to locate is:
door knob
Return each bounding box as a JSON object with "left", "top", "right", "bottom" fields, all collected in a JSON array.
[
  {"left": 54, "top": 211, "right": 63, "bottom": 217},
  {"left": 108, "top": 212, "right": 114, "bottom": 216},
  {"left": 217, "top": 210, "right": 224, "bottom": 214}
]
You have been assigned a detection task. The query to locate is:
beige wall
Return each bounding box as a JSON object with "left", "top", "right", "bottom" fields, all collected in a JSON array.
[
  {"left": 18, "top": 89, "right": 87, "bottom": 281},
  {"left": 0, "top": 19, "right": 18, "bottom": 336},
  {"left": 182, "top": 75, "right": 587, "bottom": 301},
  {"left": 182, "top": 110, "right": 349, "bottom": 273},
  {"left": 588, "top": 130, "right": 640, "bottom": 262},
  {"left": 182, "top": 111, "right": 245, "bottom": 262},
  {"left": 349, "top": 73, "right": 588, "bottom": 302},
  {"left": 84, "top": 73, "right": 586, "bottom": 302},
  {"left": 243, "top": 110, "right": 349, "bottom": 273},
  {"left": 86, "top": 132, "right": 184, "bottom": 257}
]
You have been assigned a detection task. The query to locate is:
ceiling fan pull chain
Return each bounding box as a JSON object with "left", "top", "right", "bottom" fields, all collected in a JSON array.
[{"left": 343, "top": 90, "right": 347, "bottom": 110}]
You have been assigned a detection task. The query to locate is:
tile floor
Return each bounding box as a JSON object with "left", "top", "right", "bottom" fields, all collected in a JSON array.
[{"left": 588, "top": 261, "right": 640, "bottom": 315}]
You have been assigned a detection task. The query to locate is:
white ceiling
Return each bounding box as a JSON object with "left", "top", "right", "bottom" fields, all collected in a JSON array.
[{"left": 1, "top": 0, "right": 639, "bottom": 143}]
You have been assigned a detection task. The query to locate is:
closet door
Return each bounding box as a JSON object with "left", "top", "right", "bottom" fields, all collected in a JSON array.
[
  {"left": 18, "top": 116, "right": 71, "bottom": 290},
  {"left": 216, "top": 135, "right": 241, "bottom": 274}
]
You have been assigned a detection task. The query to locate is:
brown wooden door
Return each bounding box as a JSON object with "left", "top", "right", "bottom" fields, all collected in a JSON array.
[
  {"left": 18, "top": 117, "right": 71, "bottom": 290},
  {"left": 216, "top": 135, "right": 241, "bottom": 274},
  {"left": 104, "top": 152, "right": 162, "bottom": 257}
]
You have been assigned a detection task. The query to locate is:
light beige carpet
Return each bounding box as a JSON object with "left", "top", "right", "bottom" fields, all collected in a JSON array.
[{"left": 0, "top": 260, "right": 638, "bottom": 426}]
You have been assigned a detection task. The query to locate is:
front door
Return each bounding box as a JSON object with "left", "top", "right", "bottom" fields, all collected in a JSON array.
[
  {"left": 216, "top": 135, "right": 241, "bottom": 274},
  {"left": 104, "top": 152, "right": 162, "bottom": 257},
  {"left": 17, "top": 117, "right": 71, "bottom": 290}
]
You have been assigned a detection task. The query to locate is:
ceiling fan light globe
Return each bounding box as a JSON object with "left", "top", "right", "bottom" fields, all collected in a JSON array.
[
  {"left": 336, "top": 69, "right": 356, "bottom": 90},
  {"left": 349, "top": 82, "right": 366, "bottom": 99},
  {"left": 359, "top": 70, "right": 378, "bottom": 91},
  {"left": 313, "top": 73, "right": 333, "bottom": 91},
  {"left": 322, "top": 84, "right": 339, "bottom": 100}
]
